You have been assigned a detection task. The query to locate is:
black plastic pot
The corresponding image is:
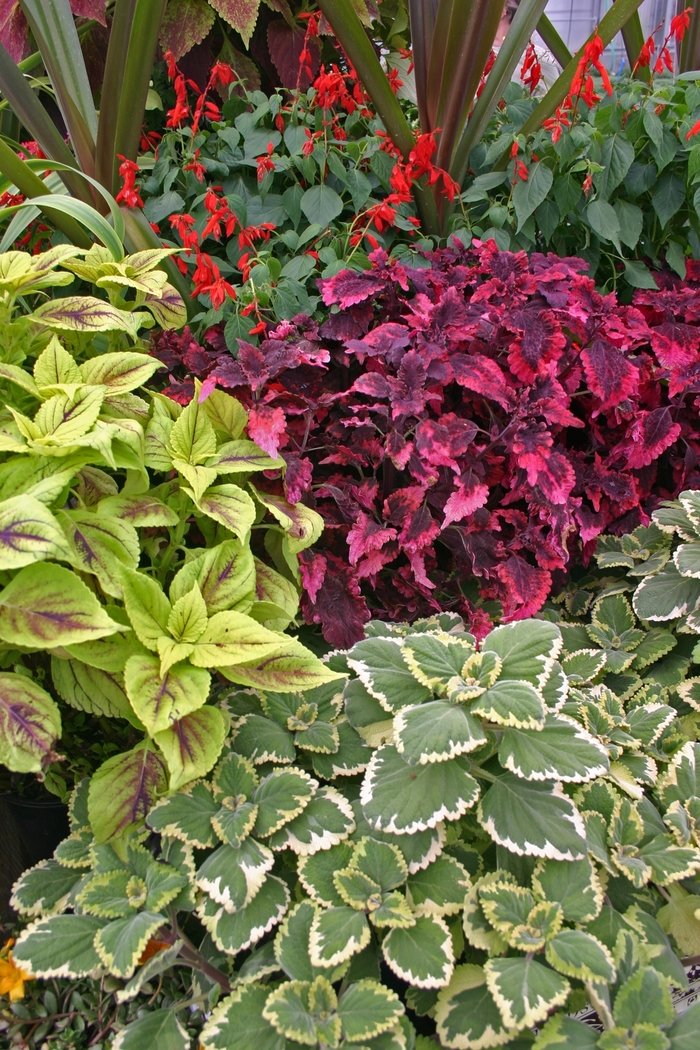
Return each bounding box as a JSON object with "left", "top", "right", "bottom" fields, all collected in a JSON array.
[{"left": 0, "top": 794, "right": 69, "bottom": 922}]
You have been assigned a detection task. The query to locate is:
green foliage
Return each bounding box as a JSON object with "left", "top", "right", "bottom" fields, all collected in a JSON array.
[
  {"left": 465, "top": 74, "right": 700, "bottom": 293},
  {"left": 9, "top": 605, "right": 700, "bottom": 1047},
  {"left": 0, "top": 242, "right": 335, "bottom": 814}
]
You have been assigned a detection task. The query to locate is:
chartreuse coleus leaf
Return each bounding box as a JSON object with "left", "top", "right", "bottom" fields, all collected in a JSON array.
[
  {"left": 12, "top": 914, "right": 106, "bottom": 978},
  {"left": 435, "top": 964, "right": 519, "bottom": 1050},
  {"left": 0, "top": 671, "right": 61, "bottom": 774},
  {"left": 382, "top": 915, "right": 455, "bottom": 988},
  {"left": 9, "top": 859, "right": 81, "bottom": 917},
  {"left": 394, "top": 701, "right": 487, "bottom": 764},
  {"left": 0, "top": 494, "right": 74, "bottom": 571},
  {"left": 51, "top": 656, "right": 131, "bottom": 720},
  {"left": 268, "top": 786, "right": 356, "bottom": 854},
  {"left": 196, "top": 836, "right": 274, "bottom": 911},
  {"left": 484, "top": 956, "right": 570, "bottom": 1029},
  {"left": 220, "top": 639, "right": 345, "bottom": 693},
  {"left": 88, "top": 745, "right": 168, "bottom": 844},
  {"left": 361, "top": 745, "right": 480, "bottom": 834},
  {"left": 124, "top": 654, "right": 211, "bottom": 734},
  {"left": 198, "top": 874, "right": 290, "bottom": 956},
  {"left": 478, "top": 774, "right": 587, "bottom": 861},
  {"left": 154, "top": 706, "right": 228, "bottom": 791},
  {"left": 169, "top": 539, "right": 255, "bottom": 615},
  {"left": 498, "top": 713, "right": 609, "bottom": 782}
]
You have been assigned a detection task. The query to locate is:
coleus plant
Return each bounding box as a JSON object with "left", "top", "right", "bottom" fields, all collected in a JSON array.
[
  {"left": 0, "top": 243, "right": 336, "bottom": 812},
  {"left": 152, "top": 240, "right": 700, "bottom": 647},
  {"left": 8, "top": 612, "right": 700, "bottom": 1048}
]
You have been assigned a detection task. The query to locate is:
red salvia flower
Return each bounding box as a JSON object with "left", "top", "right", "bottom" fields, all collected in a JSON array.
[
  {"left": 115, "top": 156, "right": 144, "bottom": 209},
  {"left": 256, "top": 143, "right": 276, "bottom": 182}
]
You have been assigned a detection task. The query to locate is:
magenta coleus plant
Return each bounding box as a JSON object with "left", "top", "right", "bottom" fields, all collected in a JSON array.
[{"left": 151, "top": 241, "right": 700, "bottom": 647}]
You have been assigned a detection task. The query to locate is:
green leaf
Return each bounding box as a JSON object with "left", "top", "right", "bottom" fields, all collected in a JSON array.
[
  {"left": 613, "top": 967, "right": 674, "bottom": 1028},
  {"left": 498, "top": 714, "right": 609, "bottom": 782},
  {"left": 624, "top": 260, "right": 659, "bottom": 290},
  {"left": 88, "top": 746, "right": 168, "bottom": 844},
  {"left": 634, "top": 565, "right": 700, "bottom": 620},
  {"left": 253, "top": 767, "right": 316, "bottom": 837},
  {"left": 0, "top": 671, "right": 61, "bottom": 773},
  {"left": 200, "top": 982, "right": 284, "bottom": 1050},
  {"left": 361, "top": 745, "right": 480, "bottom": 834},
  {"left": 478, "top": 774, "right": 587, "bottom": 861},
  {"left": 513, "top": 162, "right": 553, "bottom": 232},
  {"left": 338, "top": 980, "right": 405, "bottom": 1042},
  {"left": 481, "top": 620, "right": 561, "bottom": 690},
  {"left": 202, "top": 874, "right": 290, "bottom": 955},
  {"left": 406, "top": 855, "right": 471, "bottom": 917},
  {"left": 309, "top": 906, "right": 371, "bottom": 968},
  {"left": 667, "top": 1002, "right": 700, "bottom": 1050},
  {"left": 300, "top": 184, "right": 344, "bottom": 227},
  {"left": 11, "top": 914, "right": 105, "bottom": 979},
  {"left": 196, "top": 838, "right": 274, "bottom": 911},
  {"left": 382, "top": 915, "right": 454, "bottom": 988},
  {"left": 0, "top": 495, "right": 73, "bottom": 569},
  {"left": 112, "top": 1009, "right": 190, "bottom": 1050},
  {"left": 267, "top": 786, "right": 355, "bottom": 854},
  {"left": 614, "top": 200, "right": 644, "bottom": 250},
  {"left": 0, "top": 562, "right": 122, "bottom": 648},
  {"left": 347, "top": 638, "right": 432, "bottom": 713},
  {"left": 586, "top": 199, "right": 622, "bottom": 251},
  {"left": 9, "top": 858, "right": 79, "bottom": 917},
  {"left": 484, "top": 956, "right": 569, "bottom": 1028},
  {"left": 146, "top": 781, "right": 218, "bottom": 848},
  {"left": 652, "top": 172, "right": 685, "bottom": 227},
  {"left": 154, "top": 706, "right": 227, "bottom": 790},
  {"left": 394, "top": 701, "right": 486, "bottom": 764},
  {"left": 545, "top": 929, "right": 615, "bottom": 982},
  {"left": 77, "top": 870, "right": 139, "bottom": 919},
  {"left": 470, "top": 680, "right": 546, "bottom": 729},
  {"left": 596, "top": 134, "right": 635, "bottom": 200},
  {"left": 95, "top": 911, "right": 165, "bottom": 979}
]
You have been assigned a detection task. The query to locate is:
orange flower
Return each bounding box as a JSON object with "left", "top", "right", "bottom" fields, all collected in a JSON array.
[
  {"left": 0, "top": 940, "right": 32, "bottom": 1001},
  {"left": 138, "top": 938, "right": 171, "bottom": 966}
]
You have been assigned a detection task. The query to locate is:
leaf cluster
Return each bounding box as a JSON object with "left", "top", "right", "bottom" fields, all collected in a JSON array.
[
  {"left": 9, "top": 607, "right": 700, "bottom": 1048},
  {"left": 153, "top": 238, "right": 700, "bottom": 647},
  {"left": 0, "top": 243, "right": 336, "bottom": 817}
]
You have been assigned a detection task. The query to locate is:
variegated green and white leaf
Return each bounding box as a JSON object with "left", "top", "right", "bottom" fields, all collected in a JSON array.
[
  {"left": 382, "top": 915, "right": 454, "bottom": 989},
  {"left": 561, "top": 649, "right": 607, "bottom": 684},
  {"left": 637, "top": 833, "right": 700, "bottom": 885},
  {"left": 275, "top": 901, "right": 329, "bottom": 982},
  {"left": 94, "top": 911, "right": 164, "bottom": 978},
  {"left": 200, "top": 981, "right": 284, "bottom": 1050},
  {"left": 146, "top": 782, "right": 218, "bottom": 848},
  {"left": 262, "top": 977, "right": 335, "bottom": 1045},
  {"left": 253, "top": 767, "right": 316, "bottom": 837},
  {"left": 400, "top": 633, "right": 476, "bottom": 691},
  {"left": 298, "top": 843, "right": 355, "bottom": 908},
  {"left": 347, "top": 637, "right": 432, "bottom": 712},
  {"left": 633, "top": 565, "right": 700, "bottom": 621},
  {"left": 232, "top": 713, "right": 296, "bottom": 764},
  {"left": 481, "top": 620, "right": 562, "bottom": 691},
  {"left": 361, "top": 745, "right": 480, "bottom": 834},
  {"left": 349, "top": 837, "right": 408, "bottom": 892},
  {"left": 435, "top": 964, "right": 519, "bottom": 1050},
  {"left": 310, "top": 720, "right": 371, "bottom": 779},
  {"left": 478, "top": 775, "right": 587, "bottom": 861},
  {"left": 394, "top": 701, "right": 487, "bottom": 764},
  {"left": 531, "top": 1014, "right": 599, "bottom": 1050},
  {"left": 196, "top": 838, "right": 274, "bottom": 911},
  {"left": 658, "top": 741, "right": 700, "bottom": 807},
  {"left": 10, "top": 859, "right": 80, "bottom": 917},
  {"left": 626, "top": 703, "right": 676, "bottom": 746},
  {"left": 201, "top": 875, "right": 290, "bottom": 956},
  {"left": 115, "top": 941, "right": 184, "bottom": 1004},
  {"left": 111, "top": 1008, "right": 190, "bottom": 1050},
  {"left": 484, "top": 956, "right": 570, "bottom": 1029},
  {"left": 405, "top": 855, "right": 471, "bottom": 917},
  {"left": 12, "top": 914, "right": 106, "bottom": 978},
  {"left": 498, "top": 714, "right": 609, "bottom": 783},
  {"left": 470, "top": 680, "right": 546, "bottom": 729},
  {"left": 337, "top": 980, "right": 405, "bottom": 1042},
  {"left": 531, "top": 857, "right": 603, "bottom": 923},
  {"left": 268, "top": 786, "right": 355, "bottom": 854},
  {"left": 309, "top": 906, "right": 371, "bottom": 968},
  {"left": 544, "top": 929, "right": 615, "bottom": 982}
]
